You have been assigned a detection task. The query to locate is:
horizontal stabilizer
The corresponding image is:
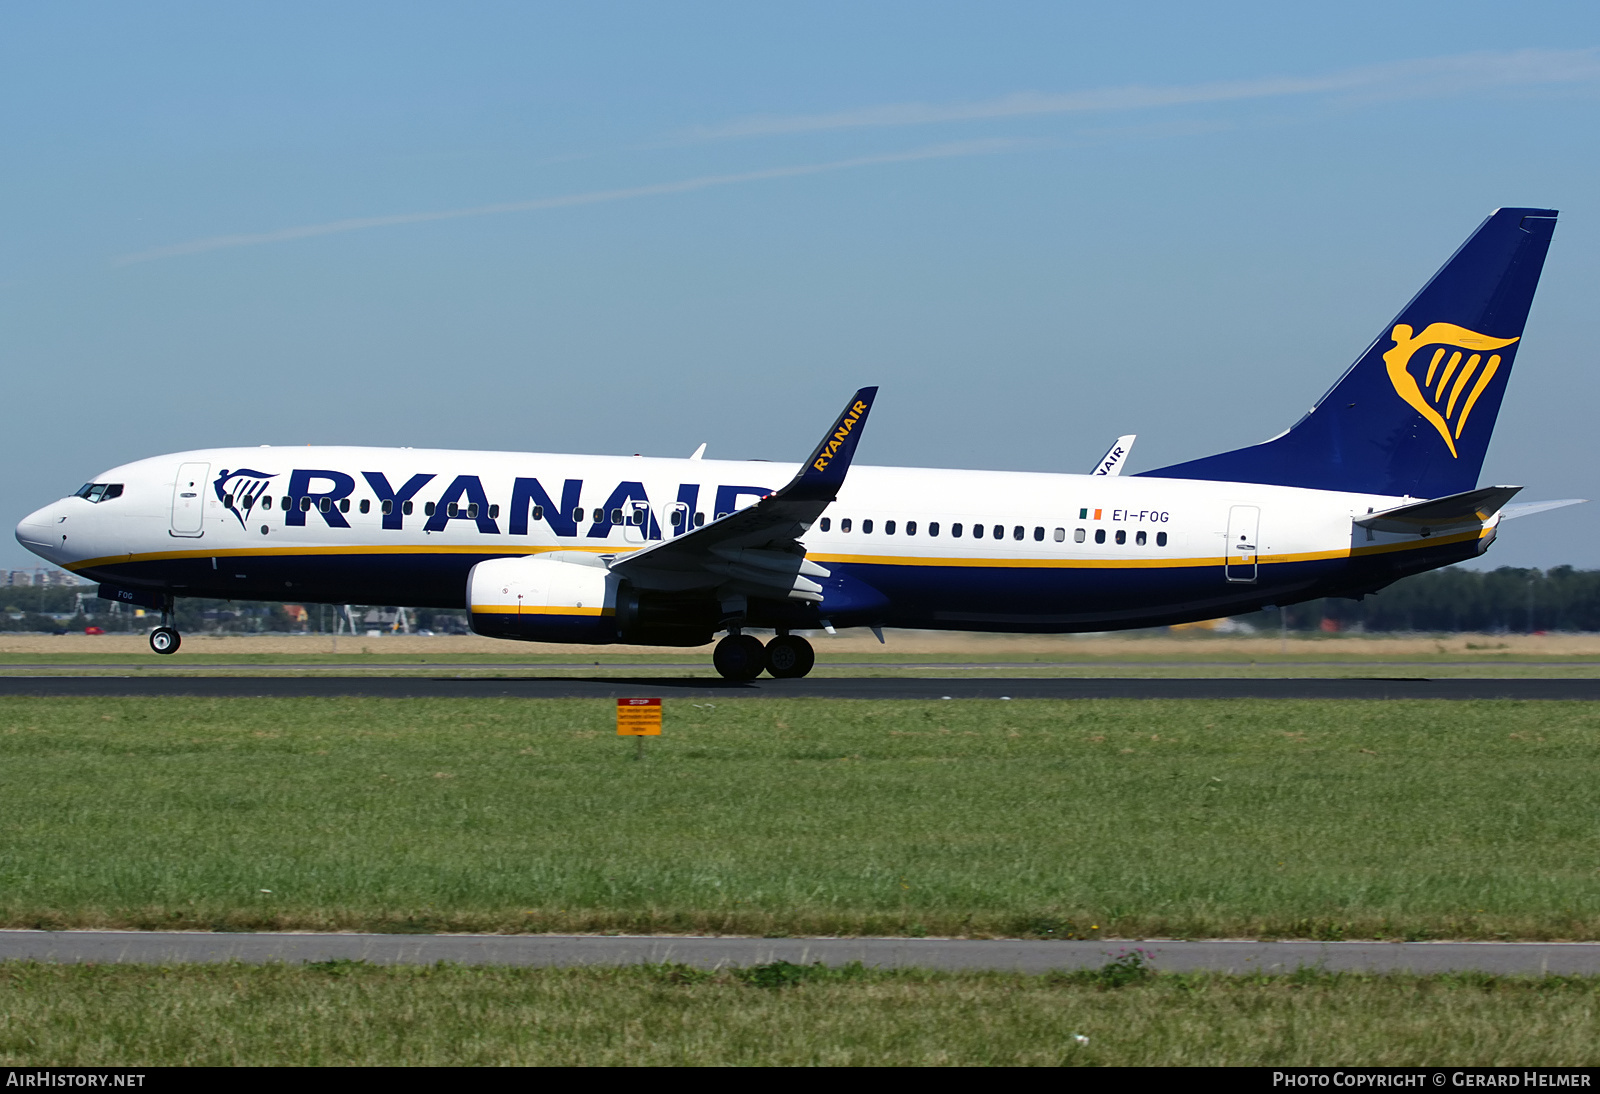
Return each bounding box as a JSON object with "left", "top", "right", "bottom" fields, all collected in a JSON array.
[
  {"left": 1499, "top": 498, "right": 1587, "bottom": 521},
  {"left": 1355, "top": 485, "right": 1521, "bottom": 534}
]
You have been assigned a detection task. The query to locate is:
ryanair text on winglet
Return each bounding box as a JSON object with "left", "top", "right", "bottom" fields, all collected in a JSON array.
[{"left": 812, "top": 401, "right": 870, "bottom": 473}]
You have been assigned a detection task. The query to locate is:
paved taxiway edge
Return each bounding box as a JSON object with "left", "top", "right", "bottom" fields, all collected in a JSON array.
[
  {"left": 3, "top": 677, "right": 1600, "bottom": 699},
  {"left": 2, "top": 931, "right": 1597, "bottom": 975}
]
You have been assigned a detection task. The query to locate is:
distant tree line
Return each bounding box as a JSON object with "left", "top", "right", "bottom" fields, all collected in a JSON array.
[{"left": 1238, "top": 566, "right": 1600, "bottom": 633}]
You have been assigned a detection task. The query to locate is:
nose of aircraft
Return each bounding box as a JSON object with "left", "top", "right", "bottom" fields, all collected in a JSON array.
[{"left": 15, "top": 500, "right": 71, "bottom": 563}]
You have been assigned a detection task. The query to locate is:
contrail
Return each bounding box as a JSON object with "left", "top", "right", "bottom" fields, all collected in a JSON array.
[
  {"left": 112, "top": 139, "right": 1025, "bottom": 266},
  {"left": 683, "top": 48, "right": 1600, "bottom": 140}
]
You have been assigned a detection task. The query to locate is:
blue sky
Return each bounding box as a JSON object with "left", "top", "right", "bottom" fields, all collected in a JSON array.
[{"left": 4, "top": 1, "right": 1599, "bottom": 569}]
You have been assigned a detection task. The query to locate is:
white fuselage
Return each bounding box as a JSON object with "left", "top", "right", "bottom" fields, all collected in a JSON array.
[{"left": 16, "top": 445, "right": 1492, "bottom": 635}]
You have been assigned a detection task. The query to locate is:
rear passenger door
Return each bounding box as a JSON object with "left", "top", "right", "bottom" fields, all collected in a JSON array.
[{"left": 1224, "top": 505, "right": 1259, "bottom": 583}]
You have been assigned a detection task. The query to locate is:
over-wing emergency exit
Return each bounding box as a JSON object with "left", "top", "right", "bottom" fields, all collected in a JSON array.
[{"left": 16, "top": 208, "right": 1580, "bottom": 679}]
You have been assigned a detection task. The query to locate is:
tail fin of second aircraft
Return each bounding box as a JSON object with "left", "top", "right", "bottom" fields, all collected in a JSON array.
[{"left": 1141, "top": 208, "right": 1557, "bottom": 499}]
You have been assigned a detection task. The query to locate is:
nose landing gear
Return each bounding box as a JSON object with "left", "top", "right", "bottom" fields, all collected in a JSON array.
[{"left": 148, "top": 595, "right": 181, "bottom": 655}]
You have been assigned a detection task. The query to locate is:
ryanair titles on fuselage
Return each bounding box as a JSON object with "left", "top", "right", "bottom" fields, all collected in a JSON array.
[{"left": 215, "top": 464, "right": 779, "bottom": 541}]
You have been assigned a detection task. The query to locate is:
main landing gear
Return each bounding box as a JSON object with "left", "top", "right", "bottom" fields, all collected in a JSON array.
[{"left": 712, "top": 632, "right": 816, "bottom": 681}]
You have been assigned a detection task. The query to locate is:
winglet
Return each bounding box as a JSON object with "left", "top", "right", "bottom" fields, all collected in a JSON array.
[
  {"left": 780, "top": 387, "right": 878, "bottom": 502},
  {"left": 1092, "top": 435, "right": 1136, "bottom": 476}
]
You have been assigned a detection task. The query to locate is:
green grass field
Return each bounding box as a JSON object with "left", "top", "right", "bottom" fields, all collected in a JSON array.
[
  {"left": 1, "top": 962, "right": 1596, "bottom": 1066},
  {"left": 0, "top": 697, "right": 1594, "bottom": 939}
]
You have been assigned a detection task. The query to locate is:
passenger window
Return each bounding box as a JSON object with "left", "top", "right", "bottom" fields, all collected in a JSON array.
[
  {"left": 402, "top": 500, "right": 414, "bottom": 516},
  {"left": 281, "top": 497, "right": 292, "bottom": 511},
  {"left": 863, "top": 519, "right": 874, "bottom": 534},
  {"left": 994, "top": 525, "right": 1004, "bottom": 540},
  {"left": 629, "top": 509, "right": 642, "bottom": 526},
  {"left": 716, "top": 512, "right": 729, "bottom": 520},
  {"left": 572, "top": 508, "right": 584, "bottom": 523},
  {"left": 487, "top": 504, "right": 498, "bottom": 519},
  {"left": 885, "top": 520, "right": 895, "bottom": 535},
  {"left": 1034, "top": 526, "right": 1044, "bottom": 541},
  {"left": 447, "top": 503, "right": 459, "bottom": 518},
  {"left": 1115, "top": 529, "right": 1126, "bottom": 545},
  {"left": 469, "top": 503, "right": 480, "bottom": 519},
  {"left": 695, "top": 512, "right": 705, "bottom": 527},
  {"left": 360, "top": 499, "right": 371, "bottom": 514},
  {"left": 261, "top": 496, "right": 272, "bottom": 509},
  {"left": 1013, "top": 526, "right": 1024, "bottom": 541},
  {"left": 1136, "top": 530, "right": 1147, "bottom": 546},
  {"left": 951, "top": 523, "right": 962, "bottom": 537},
  {"left": 339, "top": 498, "right": 350, "bottom": 513},
  {"left": 423, "top": 501, "right": 435, "bottom": 516},
  {"left": 671, "top": 510, "right": 684, "bottom": 527},
  {"left": 1054, "top": 528, "right": 1065, "bottom": 542},
  {"left": 596, "top": 509, "right": 608, "bottom": 523},
  {"left": 1157, "top": 531, "right": 1168, "bottom": 547},
  {"left": 929, "top": 522, "right": 940, "bottom": 537},
  {"left": 842, "top": 518, "right": 853, "bottom": 532},
  {"left": 531, "top": 504, "right": 544, "bottom": 520},
  {"left": 301, "top": 497, "right": 313, "bottom": 512},
  {"left": 972, "top": 524, "right": 983, "bottom": 539},
  {"left": 381, "top": 499, "right": 392, "bottom": 515},
  {"left": 223, "top": 493, "right": 234, "bottom": 507},
  {"left": 820, "top": 517, "right": 830, "bottom": 532},
  {"left": 319, "top": 497, "right": 332, "bottom": 513},
  {"left": 611, "top": 509, "right": 623, "bottom": 525},
  {"left": 1095, "top": 529, "right": 1106, "bottom": 544},
  {"left": 1074, "top": 528, "right": 1086, "bottom": 543},
  {"left": 906, "top": 521, "right": 917, "bottom": 536}
]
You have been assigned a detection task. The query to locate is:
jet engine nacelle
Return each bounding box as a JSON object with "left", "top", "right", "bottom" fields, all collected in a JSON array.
[{"left": 467, "top": 554, "right": 623, "bottom": 644}]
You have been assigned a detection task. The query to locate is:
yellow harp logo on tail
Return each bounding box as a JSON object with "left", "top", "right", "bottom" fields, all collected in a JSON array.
[{"left": 1382, "top": 323, "right": 1518, "bottom": 458}]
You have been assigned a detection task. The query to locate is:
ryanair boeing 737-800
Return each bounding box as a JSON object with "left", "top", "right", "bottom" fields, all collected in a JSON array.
[{"left": 14, "top": 208, "right": 1578, "bottom": 679}]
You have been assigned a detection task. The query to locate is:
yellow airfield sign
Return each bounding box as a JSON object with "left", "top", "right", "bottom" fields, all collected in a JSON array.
[{"left": 616, "top": 697, "right": 662, "bottom": 736}]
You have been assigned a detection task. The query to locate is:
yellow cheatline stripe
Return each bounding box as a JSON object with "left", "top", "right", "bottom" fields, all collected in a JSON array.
[
  {"left": 66, "top": 542, "right": 624, "bottom": 572},
  {"left": 470, "top": 605, "right": 613, "bottom": 616}
]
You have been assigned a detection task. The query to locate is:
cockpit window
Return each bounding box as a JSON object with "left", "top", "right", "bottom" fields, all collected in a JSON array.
[{"left": 74, "top": 483, "right": 124, "bottom": 503}]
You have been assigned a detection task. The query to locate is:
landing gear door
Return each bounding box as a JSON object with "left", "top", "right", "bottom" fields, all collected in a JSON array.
[
  {"left": 1225, "top": 505, "right": 1259, "bottom": 583},
  {"left": 170, "top": 462, "right": 209, "bottom": 538}
]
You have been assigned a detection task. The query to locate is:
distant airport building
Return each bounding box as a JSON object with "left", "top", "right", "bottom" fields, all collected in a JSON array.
[{"left": 6, "top": 569, "right": 87, "bottom": 588}]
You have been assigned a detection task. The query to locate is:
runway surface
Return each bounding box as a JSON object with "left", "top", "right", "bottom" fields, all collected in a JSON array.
[
  {"left": 2, "top": 931, "right": 1596, "bottom": 974},
  {"left": 2, "top": 676, "right": 1600, "bottom": 699}
]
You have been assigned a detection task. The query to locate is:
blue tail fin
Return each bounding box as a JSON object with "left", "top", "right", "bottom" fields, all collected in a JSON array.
[{"left": 1140, "top": 208, "right": 1557, "bottom": 498}]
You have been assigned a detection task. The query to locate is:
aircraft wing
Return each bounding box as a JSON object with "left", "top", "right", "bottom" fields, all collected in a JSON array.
[{"left": 609, "top": 387, "right": 877, "bottom": 600}]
